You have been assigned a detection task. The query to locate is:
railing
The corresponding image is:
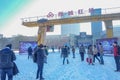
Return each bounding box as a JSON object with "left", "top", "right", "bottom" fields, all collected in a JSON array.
[{"left": 21, "top": 7, "right": 120, "bottom": 23}]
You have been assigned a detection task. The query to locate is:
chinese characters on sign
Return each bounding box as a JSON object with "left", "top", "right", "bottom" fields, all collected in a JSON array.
[{"left": 47, "top": 8, "right": 94, "bottom": 18}]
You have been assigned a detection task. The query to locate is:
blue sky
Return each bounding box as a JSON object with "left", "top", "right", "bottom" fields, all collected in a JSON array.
[
  {"left": 0, "top": 0, "right": 32, "bottom": 29},
  {"left": 0, "top": 0, "right": 120, "bottom": 37}
]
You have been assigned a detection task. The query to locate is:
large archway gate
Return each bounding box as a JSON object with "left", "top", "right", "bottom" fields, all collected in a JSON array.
[{"left": 21, "top": 7, "right": 120, "bottom": 45}]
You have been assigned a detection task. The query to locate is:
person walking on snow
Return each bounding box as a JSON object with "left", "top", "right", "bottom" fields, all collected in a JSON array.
[
  {"left": 27, "top": 46, "right": 33, "bottom": 59},
  {"left": 72, "top": 46, "right": 75, "bottom": 58},
  {"left": 113, "top": 41, "right": 120, "bottom": 72},
  {"left": 61, "top": 45, "right": 69, "bottom": 65},
  {"left": 93, "top": 45, "right": 100, "bottom": 63},
  {"left": 98, "top": 43, "right": 104, "bottom": 65},
  {"left": 79, "top": 44, "right": 85, "bottom": 61},
  {"left": 0, "top": 44, "right": 16, "bottom": 80},
  {"left": 87, "top": 45, "right": 94, "bottom": 65},
  {"left": 34, "top": 44, "right": 46, "bottom": 80}
]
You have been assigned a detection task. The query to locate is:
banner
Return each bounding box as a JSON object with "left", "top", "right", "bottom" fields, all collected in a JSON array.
[
  {"left": 19, "top": 41, "right": 37, "bottom": 54},
  {"left": 96, "top": 37, "right": 118, "bottom": 54}
]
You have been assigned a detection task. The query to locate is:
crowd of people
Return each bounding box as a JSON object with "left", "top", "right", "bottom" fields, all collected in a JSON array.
[
  {"left": 0, "top": 41, "right": 120, "bottom": 80},
  {"left": 60, "top": 42, "right": 120, "bottom": 71},
  {"left": 60, "top": 43, "right": 103, "bottom": 65}
]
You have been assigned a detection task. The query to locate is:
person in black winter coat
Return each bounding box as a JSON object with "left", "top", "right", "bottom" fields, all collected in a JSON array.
[
  {"left": 34, "top": 44, "right": 46, "bottom": 80},
  {"left": 72, "top": 46, "right": 75, "bottom": 58},
  {"left": 79, "top": 44, "right": 85, "bottom": 61},
  {"left": 61, "top": 45, "right": 69, "bottom": 65},
  {"left": 27, "top": 46, "right": 33, "bottom": 59},
  {"left": 0, "top": 44, "right": 16, "bottom": 80}
]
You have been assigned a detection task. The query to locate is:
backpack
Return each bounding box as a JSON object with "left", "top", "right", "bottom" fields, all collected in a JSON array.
[{"left": 117, "top": 46, "right": 120, "bottom": 55}]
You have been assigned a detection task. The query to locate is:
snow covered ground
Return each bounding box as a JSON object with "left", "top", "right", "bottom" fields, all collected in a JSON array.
[{"left": 14, "top": 50, "right": 120, "bottom": 80}]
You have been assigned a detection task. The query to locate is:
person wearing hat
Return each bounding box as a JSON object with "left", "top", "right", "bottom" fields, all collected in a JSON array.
[{"left": 0, "top": 44, "right": 16, "bottom": 80}]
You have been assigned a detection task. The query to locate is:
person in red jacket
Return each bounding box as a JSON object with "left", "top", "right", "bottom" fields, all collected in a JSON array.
[{"left": 113, "top": 41, "right": 120, "bottom": 72}]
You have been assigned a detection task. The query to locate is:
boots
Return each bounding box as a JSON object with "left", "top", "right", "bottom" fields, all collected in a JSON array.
[{"left": 67, "top": 59, "right": 69, "bottom": 64}]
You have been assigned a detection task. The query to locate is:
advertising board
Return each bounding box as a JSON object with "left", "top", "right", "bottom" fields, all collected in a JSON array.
[
  {"left": 96, "top": 38, "right": 118, "bottom": 54},
  {"left": 19, "top": 41, "right": 37, "bottom": 54}
]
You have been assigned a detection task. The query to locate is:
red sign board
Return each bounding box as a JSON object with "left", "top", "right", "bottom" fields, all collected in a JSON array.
[
  {"left": 46, "top": 25, "right": 54, "bottom": 32},
  {"left": 46, "top": 8, "right": 94, "bottom": 18}
]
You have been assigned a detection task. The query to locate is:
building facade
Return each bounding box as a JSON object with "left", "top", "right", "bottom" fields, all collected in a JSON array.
[
  {"left": 76, "top": 32, "right": 93, "bottom": 47},
  {"left": 61, "top": 13, "right": 80, "bottom": 35},
  {"left": 101, "top": 26, "right": 120, "bottom": 38},
  {"left": 91, "top": 8, "right": 102, "bottom": 39},
  {"left": 113, "top": 26, "right": 120, "bottom": 37}
]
